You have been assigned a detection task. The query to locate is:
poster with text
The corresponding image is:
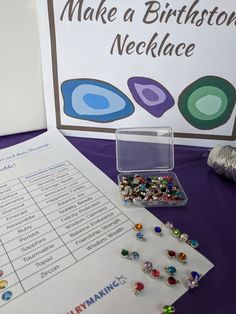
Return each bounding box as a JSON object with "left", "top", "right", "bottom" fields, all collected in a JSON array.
[{"left": 37, "top": 0, "right": 236, "bottom": 146}]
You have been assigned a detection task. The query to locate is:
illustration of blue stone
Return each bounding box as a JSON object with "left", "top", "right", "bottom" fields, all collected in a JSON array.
[
  {"left": 61, "top": 79, "right": 134, "bottom": 122},
  {"left": 128, "top": 77, "right": 174, "bottom": 117}
]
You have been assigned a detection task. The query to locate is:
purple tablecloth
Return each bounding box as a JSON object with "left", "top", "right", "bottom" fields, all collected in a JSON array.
[{"left": 0, "top": 130, "right": 235, "bottom": 314}]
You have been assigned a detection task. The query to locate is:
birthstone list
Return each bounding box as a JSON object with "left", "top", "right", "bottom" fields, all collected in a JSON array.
[{"left": 0, "top": 161, "right": 133, "bottom": 306}]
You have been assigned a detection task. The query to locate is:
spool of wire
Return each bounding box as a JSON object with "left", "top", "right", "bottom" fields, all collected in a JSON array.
[{"left": 207, "top": 145, "right": 236, "bottom": 183}]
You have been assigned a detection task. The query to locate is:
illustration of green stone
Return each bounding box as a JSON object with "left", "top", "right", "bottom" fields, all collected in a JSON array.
[{"left": 178, "top": 76, "right": 236, "bottom": 129}]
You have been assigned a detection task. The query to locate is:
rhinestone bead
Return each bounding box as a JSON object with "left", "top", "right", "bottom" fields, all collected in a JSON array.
[
  {"left": 134, "top": 223, "right": 143, "bottom": 231},
  {"left": 191, "top": 271, "right": 202, "bottom": 281},
  {"left": 178, "top": 252, "right": 187, "bottom": 264},
  {"left": 2, "top": 291, "right": 13, "bottom": 301},
  {"left": 167, "top": 276, "right": 178, "bottom": 286},
  {"left": 133, "top": 281, "right": 144, "bottom": 295},
  {"left": 154, "top": 226, "right": 162, "bottom": 235},
  {"left": 121, "top": 249, "right": 129, "bottom": 258},
  {"left": 129, "top": 251, "right": 140, "bottom": 261},
  {"left": 185, "top": 279, "right": 198, "bottom": 290},
  {"left": 172, "top": 228, "right": 181, "bottom": 238},
  {"left": 136, "top": 232, "right": 145, "bottom": 240},
  {"left": 162, "top": 305, "right": 176, "bottom": 313},
  {"left": 143, "top": 261, "right": 153, "bottom": 272},
  {"left": 166, "top": 221, "right": 174, "bottom": 230},
  {"left": 0, "top": 280, "right": 8, "bottom": 290},
  {"left": 188, "top": 239, "right": 199, "bottom": 248},
  {"left": 165, "top": 266, "right": 177, "bottom": 276},
  {"left": 165, "top": 250, "right": 176, "bottom": 259},
  {"left": 150, "top": 269, "right": 161, "bottom": 279},
  {"left": 180, "top": 233, "right": 189, "bottom": 242}
]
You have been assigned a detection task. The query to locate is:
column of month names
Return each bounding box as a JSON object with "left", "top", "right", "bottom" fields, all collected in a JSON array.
[{"left": 0, "top": 161, "right": 132, "bottom": 306}]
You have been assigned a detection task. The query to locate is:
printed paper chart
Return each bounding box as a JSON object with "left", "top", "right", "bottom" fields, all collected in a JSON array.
[{"left": 0, "top": 161, "right": 133, "bottom": 307}]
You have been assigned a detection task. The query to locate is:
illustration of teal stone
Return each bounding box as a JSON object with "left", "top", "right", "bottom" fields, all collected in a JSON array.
[
  {"left": 61, "top": 79, "right": 134, "bottom": 122},
  {"left": 178, "top": 76, "right": 236, "bottom": 129}
]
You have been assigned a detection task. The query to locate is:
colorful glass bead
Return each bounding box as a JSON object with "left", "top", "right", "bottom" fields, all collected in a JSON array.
[
  {"left": 172, "top": 228, "right": 181, "bottom": 238},
  {"left": 167, "top": 276, "right": 179, "bottom": 286},
  {"left": 136, "top": 232, "right": 145, "bottom": 240},
  {"left": 2, "top": 291, "right": 13, "bottom": 301},
  {"left": 0, "top": 280, "right": 8, "bottom": 290},
  {"left": 143, "top": 261, "right": 153, "bottom": 272},
  {"left": 162, "top": 305, "right": 176, "bottom": 313},
  {"left": 165, "top": 266, "right": 177, "bottom": 276},
  {"left": 191, "top": 271, "right": 202, "bottom": 282},
  {"left": 129, "top": 251, "right": 140, "bottom": 261},
  {"left": 0, "top": 270, "right": 3, "bottom": 278},
  {"left": 166, "top": 221, "right": 174, "bottom": 230},
  {"left": 133, "top": 281, "right": 144, "bottom": 295},
  {"left": 150, "top": 268, "right": 161, "bottom": 279},
  {"left": 121, "top": 249, "right": 129, "bottom": 258},
  {"left": 165, "top": 250, "right": 176, "bottom": 259},
  {"left": 188, "top": 239, "right": 199, "bottom": 248},
  {"left": 177, "top": 252, "right": 187, "bottom": 264},
  {"left": 185, "top": 279, "right": 198, "bottom": 290},
  {"left": 180, "top": 233, "right": 189, "bottom": 242},
  {"left": 134, "top": 223, "right": 143, "bottom": 231},
  {"left": 154, "top": 226, "right": 162, "bottom": 235}
]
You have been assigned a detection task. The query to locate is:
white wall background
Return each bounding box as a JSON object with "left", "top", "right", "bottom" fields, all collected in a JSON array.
[{"left": 0, "top": 0, "right": 46, "bottom": 136}]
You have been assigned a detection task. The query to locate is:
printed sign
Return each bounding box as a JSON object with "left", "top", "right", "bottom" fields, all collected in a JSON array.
[{"left": 38, "top": 0, "right": 236, "bottom": 145}]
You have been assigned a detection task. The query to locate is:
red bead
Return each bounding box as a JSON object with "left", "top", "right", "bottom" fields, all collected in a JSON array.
[
  {"left": 134, "top": 282, "right": 144, "bottom": 291},
  {"left": 167, "top": 276, "right": 178, "bottom": 286},
  {"left": 166, "top": 250, "right": 176, "bottom": 258},
  {"left": 151, "top": 269, "right": 160, "bottom": 278}
]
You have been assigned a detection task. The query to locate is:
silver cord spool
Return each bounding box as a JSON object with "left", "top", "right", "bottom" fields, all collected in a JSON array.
[{"left": 207, "top": 145, "right": 236, "bottom": 183}]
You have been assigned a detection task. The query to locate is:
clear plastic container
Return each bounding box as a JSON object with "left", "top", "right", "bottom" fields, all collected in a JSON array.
[{"left": 116, "top": 127, "right": 188, "bottom": 207}]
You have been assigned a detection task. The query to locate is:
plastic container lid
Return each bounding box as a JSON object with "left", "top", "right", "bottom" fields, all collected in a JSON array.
[{"left": 116, "top": 127, "right": 174, "bottom": 173}]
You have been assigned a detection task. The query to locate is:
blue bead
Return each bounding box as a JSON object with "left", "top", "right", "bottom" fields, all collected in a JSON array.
[
  {"left": 191, "top": 271, "right": 202, "bottom": 281},
  {"left": 189, "top": 239, "right": 199, "bottom": 248},
  {"left": 136, "top": 232, "right": 144, "bottom": 240},
  {"left": 129, "top": 251, "right": 140, "bottom": 260},
  {"left": 2, "top": 291, "right": 13, "bottom": 301},
  {"left": 167, "top": 266, "right": 176, "bottom": 275},
  {"left": 154, "top": 226, "right": 162, "bottom": 234},
  {"left": 140, "top": 184, "right": 146, "bottom": 191}
]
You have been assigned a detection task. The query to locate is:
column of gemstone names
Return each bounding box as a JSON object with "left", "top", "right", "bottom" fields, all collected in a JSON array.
[
  {"left": 14, "top": 162, "right": 77, "bottom": 291},
  {"left": 36, "top": 162, "right": 134, "bottom": 261}
]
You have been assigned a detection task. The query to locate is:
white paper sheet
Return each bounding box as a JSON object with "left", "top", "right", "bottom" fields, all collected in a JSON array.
[{"left": 0, "top": 129, "right": 213, "bottom": 313}]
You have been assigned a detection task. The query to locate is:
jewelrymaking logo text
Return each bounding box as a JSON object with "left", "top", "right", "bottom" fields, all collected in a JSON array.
[{"left": 65, "top": 275, "right": 128, "bottom": 314}]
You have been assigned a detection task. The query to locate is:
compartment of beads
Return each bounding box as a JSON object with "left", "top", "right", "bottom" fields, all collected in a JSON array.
[
  {"left": 118, "top": 172, "right": 187, "bottom": 207},
  {"left": 116, "top": 127, "right": 188, "bottom": 207}
]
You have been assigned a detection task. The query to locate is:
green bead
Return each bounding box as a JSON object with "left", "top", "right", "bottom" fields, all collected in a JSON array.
[
  {"left": 162, "top": 305, "right": 175, "bottom": 313},
  {"left": 121, "top": 249, "right": 129, "bottom": 257},
  {"left": 172, "top": 228, "right": 181, "bottom": 238}
]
